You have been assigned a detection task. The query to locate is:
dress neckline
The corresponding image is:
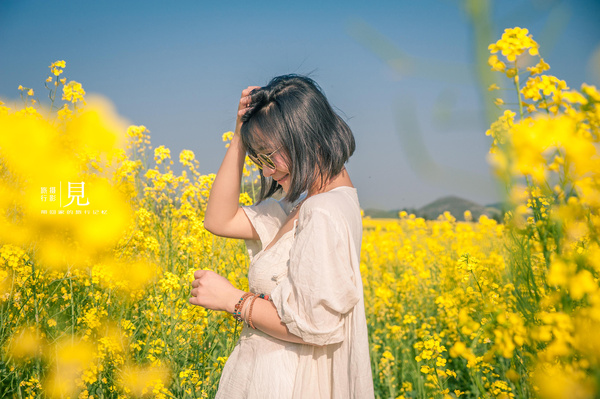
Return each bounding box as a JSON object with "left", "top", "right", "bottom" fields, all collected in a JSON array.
[{"left": 253, "top": 219, "right": 297, "bottom": 262}]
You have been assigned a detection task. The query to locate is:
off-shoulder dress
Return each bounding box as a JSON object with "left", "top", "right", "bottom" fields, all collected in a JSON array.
[{"left": 215, "top": 186, "right": 374, "bottom": 399}]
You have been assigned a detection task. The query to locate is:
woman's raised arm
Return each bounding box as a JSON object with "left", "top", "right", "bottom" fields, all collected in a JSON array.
[{"left": 203, "top": 86, "right": 260, "bottom": 240}]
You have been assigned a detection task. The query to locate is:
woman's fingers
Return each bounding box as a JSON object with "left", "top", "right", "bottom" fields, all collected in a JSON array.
[
  {"left": 242, "top": 85, "right": 260, "bottom": 96},
  {"left": 238, "top": 86, "right": 261, "bottom": 110},
  {"left": 238, "top": 96, "right": 251, "bottom": 110},
  {"left": 189, "top": 270, "right": 243, "bottom": 313},
  {"left": 238, "top": 93, "right": 255, "bottom": 108},
  {"left": 193, "top": 269, "right": 206, "bottom": 279},
  {"left": 235, "top": 85, "right": 260, "bottom": 134},
  {"left": 189, "top": 275, "right": 205, "bottom": 306},
  {"left": 189, "top": 292, "right": 201, "bottom": 306},
  {"left": 237, "top": 97, "right": 253, "bottom": 119}
]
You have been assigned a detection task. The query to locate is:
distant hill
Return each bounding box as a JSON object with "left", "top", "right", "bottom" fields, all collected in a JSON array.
[
  {"left": 418, "top": 196, "right": 502, "bottom": 221},
  {"left": 486, "top": 202, "right": 510, "bottom": 213},
  {"left": 364, "top": 196, "right": 504, "bottom": 221}
]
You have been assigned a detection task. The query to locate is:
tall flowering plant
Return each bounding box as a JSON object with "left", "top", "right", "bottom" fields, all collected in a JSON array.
[{"left": 487, "top": 27, "right": 600, "bottom": 398}]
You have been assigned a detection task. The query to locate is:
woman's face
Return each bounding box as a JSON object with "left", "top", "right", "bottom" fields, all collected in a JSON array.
[{"left": 258, "top": 147, "right": 291, "bottom": 193}]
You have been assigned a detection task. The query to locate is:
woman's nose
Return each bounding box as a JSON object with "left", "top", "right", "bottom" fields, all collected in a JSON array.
[{"left": 262, "top": 164, "right": 276, "bottom": 177}]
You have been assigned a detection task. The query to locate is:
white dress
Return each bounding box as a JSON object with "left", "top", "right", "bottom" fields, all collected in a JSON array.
[{"left": 215, "top": 186, "right": 374, "bottom": 399}]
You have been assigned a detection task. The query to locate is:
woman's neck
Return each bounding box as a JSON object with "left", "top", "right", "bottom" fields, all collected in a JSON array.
[{"left": 307, "top": 167, "right": 353, "bottom": 197}]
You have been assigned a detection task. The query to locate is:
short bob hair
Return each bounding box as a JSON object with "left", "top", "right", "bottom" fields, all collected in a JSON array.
[{"left": 240, "top": 74, "right": 355, "bottom": 203}]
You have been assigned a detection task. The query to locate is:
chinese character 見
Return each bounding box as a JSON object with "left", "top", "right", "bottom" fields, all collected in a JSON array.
[{"left": 63, "top": 182, "right": 90, "bottom": 207}]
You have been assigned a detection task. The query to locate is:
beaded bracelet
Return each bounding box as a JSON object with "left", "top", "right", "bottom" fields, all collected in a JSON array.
[
  {"left": 245, "top": 293, "right": 273, "bottom": 329},
  {"left": 258, "top": 293, "right": 270, "bottom": 301},
  {"left": 233, "top": 292, "right": 252, "bottom": 322},
  {"left": 247, "top": 294, "right": 260, "bottom": 329}
]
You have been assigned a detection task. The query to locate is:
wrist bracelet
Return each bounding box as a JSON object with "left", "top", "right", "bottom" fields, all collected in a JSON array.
[
  {"left": 247, "top": 294, "right": 260, "bottom": 329},
  {"left": 233, "top": 293, "right": 252, "bottom": 322}
]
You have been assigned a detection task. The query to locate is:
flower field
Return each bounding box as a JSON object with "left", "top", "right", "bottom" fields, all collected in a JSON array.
[{"left": 1, "top": 28, "right": 600, "bottom": 398}]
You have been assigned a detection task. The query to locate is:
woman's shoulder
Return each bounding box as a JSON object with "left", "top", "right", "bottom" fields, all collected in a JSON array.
[
  {"left": 301, "top": 186, "right": 360, "bottom": 218},
  {"left": 293, "top": 186, "right": 362, "bottom": 254}
]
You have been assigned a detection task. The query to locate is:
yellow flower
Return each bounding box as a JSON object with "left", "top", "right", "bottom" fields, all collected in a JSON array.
[
  {"left": 153, "top": 145, "right": 172, "bottom": 165},
  {"left": 486, "top": 109, "right": 515, "bottom": 153},
  {"left": 57, "top": 103, "right": 72, "bottom": 120},
  {"left": 9, "top": 328, "right": 44, "bottom": 360},
  {"left": 62, "top": 80, "right": 86, "bottom": 104},
  {"left": 527, "top": 58, "right": 550, "bottom": 75},
  {"left": 127, "top": 124, "right": 149, "bottom": 141},
  {"left": 581, "top": 83, "right": 600, "bottom": 101},
  {"left": 488, "top": 55, "right": 506, "bottom": 72},
  {"left": 239, "top": 192, "right": 253, "bottom": 206},
  {"left": 569, "top": 270, "right": 597, "bottom": 300},
  {"left": 179, "top": 149, "right": 196, "bottom": 167},
  {"left": 449, "top": 341, "right": 467, "bottom": 358},
  {"left": 50, "top": 60, "right": 66, "bottom": 76},
  {"left": 44, "top": 337, "right": 95, "bottom": 398},
  {"left": 382, "top": 350, "right": 394, "bottom": 361},
  {"left": 464, "top": 210, "right": 473, "bottom": 221},
  {"left": 488, "top": 27, "right": 539, "bottom": 62},
  {"left": 561, "top": 90, "right": 587, "bottom": 105},
  {"left": 534, "top": 363, "right": 595, "bottom": 399},
  {"left": 118, "top": 364, "right": 171, "bottom": 397},
  {"left": 222, "top": 131, "right": 234, "bottom": 142}
]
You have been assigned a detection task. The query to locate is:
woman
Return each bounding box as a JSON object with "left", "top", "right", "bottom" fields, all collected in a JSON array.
[{"left": 189, "top": 75, "right": 374, "bottom": 398}]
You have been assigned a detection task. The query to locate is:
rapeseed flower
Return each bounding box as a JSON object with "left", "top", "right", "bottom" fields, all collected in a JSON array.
[
  {"left": 488, "top": 27, "right": 539, "bottom": 63},
  {"left": 62, "top": 80, "right": 86, "bottom": 104}
]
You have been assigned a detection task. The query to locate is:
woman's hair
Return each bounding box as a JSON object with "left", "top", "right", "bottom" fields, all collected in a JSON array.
[{"left": 240, "top": 74, "right": 355, "bottom": 203}]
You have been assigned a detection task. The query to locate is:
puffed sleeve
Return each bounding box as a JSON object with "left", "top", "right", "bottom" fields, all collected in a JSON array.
[
  {"left": 270, "top": 206, "right": 361, "bottom": 346},
  {"left": 242, "top": 198, "right": 286, "bottom": 261}
]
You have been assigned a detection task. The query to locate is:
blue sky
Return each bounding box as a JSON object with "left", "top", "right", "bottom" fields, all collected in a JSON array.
[{"left": 1, "top": 0, "right": 599, "bottom": 210}]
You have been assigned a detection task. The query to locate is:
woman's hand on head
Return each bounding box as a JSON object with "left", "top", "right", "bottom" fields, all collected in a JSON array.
[
  {"left": 189, "top": 269, "right": 246, "bottom": 313},
  {"left": 235, "top": 86, "right": 261, "bottom": 133}
]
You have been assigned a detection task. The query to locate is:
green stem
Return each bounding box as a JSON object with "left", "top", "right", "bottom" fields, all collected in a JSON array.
[
  {"left": 30, "top": 261, "right": 40, "bottom": 326},
  {"left": 69, "top": 275, "right": 76, "bottom": 337},
  {"left": 514, "top": 62, "right": 524, "bottom": 119},
  {"left": 470, "top": 270, "right": 485, "bottom": 301}
]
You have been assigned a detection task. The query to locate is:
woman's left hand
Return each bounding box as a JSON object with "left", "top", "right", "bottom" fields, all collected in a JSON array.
[{"left": 189, "top": 270, "right": 245, "bottom": 314}]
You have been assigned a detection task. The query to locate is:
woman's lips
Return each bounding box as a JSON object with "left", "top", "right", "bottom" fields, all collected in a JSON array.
[{"left": 275, "top": 174, "right": 289, "bottom": 183}]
